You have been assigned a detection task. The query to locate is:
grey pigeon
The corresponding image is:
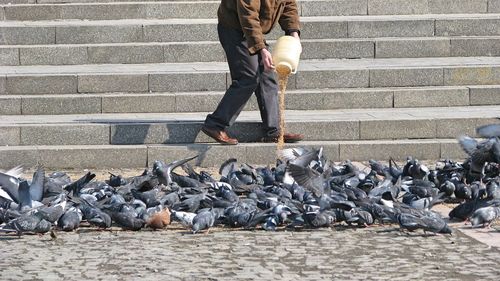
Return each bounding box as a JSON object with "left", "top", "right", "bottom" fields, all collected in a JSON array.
[
  {"left": 192, "top": 209, "right": 216, "bottom": 234},
  {"left": 37, "top": 195, "right": 67, "bottom": 223},
  {"left": 470, "top": 206, "right": 500, "bottom": 228},
  {"left": 29, "top": 166, "right": 45, "bottom": 202},
  {"left": 57, "top": 206, "right": 82, "bottom": 231},
  {"left": 0, "top": 170, "right": 21, "bottom": 203},
  {"left": 172, "top": 210, "right": 196, "bottom": 228},
  {"left": 153, "top": 155, "right": 199, "bottom": 186},
  {"left": 78, "top": 197, "right": 112, "bottom": 229},
  {"left": 0, "top": 211, "right": 51, "bottom": 236},
  {"left": 109, "top": 211, "right": 144, "bottom": 231},
  {"left": 287, "top": 163, "right": 326, "bottom": 197},
  {"left": 459, "top": 135, "right": 500, "bottom": 176},
  {"left": 18, "top": 180, "right": 33, "bottom": 212}
]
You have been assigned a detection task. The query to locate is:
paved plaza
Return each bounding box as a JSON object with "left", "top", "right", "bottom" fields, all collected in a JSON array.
[{"left": 1, "top": 221, "right": 499, "bottom": 281}]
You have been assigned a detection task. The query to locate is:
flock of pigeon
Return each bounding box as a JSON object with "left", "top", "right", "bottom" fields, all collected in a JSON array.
[{"left": 1, "top": 124, "right": 500, "bottom": 237}]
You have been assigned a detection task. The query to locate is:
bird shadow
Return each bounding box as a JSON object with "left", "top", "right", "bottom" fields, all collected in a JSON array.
[{"left": 0, "top": 235, "right": 22, "bottom": 240}]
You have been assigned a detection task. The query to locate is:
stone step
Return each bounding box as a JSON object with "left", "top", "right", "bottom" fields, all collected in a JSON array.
[
  {"left": 0, "top": 138, "right": 466, "bottom": 169},
  {"left": 1, "top": 57, "right": 500, "bottom": 94},
  {"left": 2, "top": 14, "right": 500, "bottom": 45},
  {"left": 2, "top": 36, "right": 500, "bottom": 66},
  {"left": 2, "top": 0, "right": 499, "bottom": 21},
  {"left": 1, "top": 85, "right": 498, "bottom": 115},
  {"left": 0, "top": 105, "right": 498, "bottom": 146}
]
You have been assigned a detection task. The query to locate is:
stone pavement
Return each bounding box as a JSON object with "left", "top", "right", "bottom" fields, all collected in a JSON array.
[{"left": 1, "top": 223, "right": 500, "bottom": 281}]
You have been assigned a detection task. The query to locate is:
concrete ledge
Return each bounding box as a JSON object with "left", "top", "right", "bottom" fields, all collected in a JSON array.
[
  {"left": 287, "top": 121, "right": 360, "bottom": 141},
  {"left": 322, "top": 89, "right": 394, "bottom": 109},
  {"left": 102, "top": 93, "right": 176, "bottom": 113},
  {"left": 163, "top": 42, "right": 224, "bottom": 63},
  {"left": 0, "top": 86, "right": 483, "bottom": 115},
  {"left": 56, "top": 25, "right": 143, "bottom": 44},
  {"left": 20, "top": 124, "right": 109, "bottom": 145},
  {"left": 6, "top": 75, "right": 77, "bottom": 95},
  {"left": 175, "top": 92, "right": 227, "bottom": 112},
  {"left": 490, "top": 0, "right": 500, "bottom": 12},
  {"left": 348, "top": 19, "right": 434, "bottom": 38},
  {"left": 435, "top": 118, "right": 482, "bottom": 138},
  {"left": 0, "top": 146, "right": 40, "bottom": 169},
  {"left": 360, "top": 119, "right": 437, "bottom": 139},
  {"left": 368, "top": 0, "right": 429, "bottom": 15},
  {"left": 6, "top": 37, "right": 500, "bottom": 66},
  {"left": 149, "top": 73, "right": 227, "bottom": 92},
  {"left": 339, "top": 140, "right": 441, "bottom": 161},
  {"left": 444, "top": 67, "right": 500, "bottom": 85},
  {"left": 21, "top": 95, "right": 102, "bottom": 115},
  {"left": 0, "top": 126, "right": 20, "bottom": 146},
  {"left": 301, "top": 0, "right": 367, "bottom": 17},
  {"left": 0, "top": 48, "right": 19, "bottom": 66},
  {"left": 20, "top": 45, "right": 87, "bottom": 65},
  {"left": 376, "top": 38, "right": 451, "bottom": 58},
  {"left": 78, "top": 74, "right": 148, "bottom": 93},
  {"left": 469, "top": 85, "right": 500, "bottom": 105},
  {"left": 301, "top": 39, "right": 374, "bottom": 59},
  {"left": 0, "top": 139, "right": 476, "bottom": 169},
  {"left": 0, "top": 75, "right": 5, "bottom": 94},
  {"left": 148, "top": 144, "right": 246, "bottom": 168},
  {"left": 297, "top": 69, "right": 369, "bottom": 89},
  {"left": 429, "top": 0, "right": 488, "bottom": 14},
  {"left": 440, "top": 141, "right": 467, "bottom": 159},
  {"left": 0, "top": 97, "right": 21, "bottom": 115},
  {"left": 370, "top": 68, "right": 444, "bottom": 87},
  {"left": 436, "top": 19, "right": 500, "bottom": 36},
  {"left": 451, "top": 38, "right": 500, "bottom": 57},
  {"left": 393, "top": 87, "right": 469, "bottom": 107},
  {"left": 143, "top": 23, "right": 216, "bottom": 42},
  {"left": 38, "top": 145, "right": 148, "bottom": 169},
  {"left": 0, "top": 26, "right": 55, "bottom": 45},
  {"left": 88, "top": 44, "right": 163, "bottom": 64}
]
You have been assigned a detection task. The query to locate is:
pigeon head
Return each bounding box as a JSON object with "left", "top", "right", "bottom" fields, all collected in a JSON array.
[
  {"left": 192, "top": 222, "right": 201, "bottom": 234},
  {"left": 440, "top": 225, "right": 453, "bottom": 235}
]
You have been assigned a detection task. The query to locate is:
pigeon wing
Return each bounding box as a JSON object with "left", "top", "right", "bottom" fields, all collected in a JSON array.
[
  {"left": 476, "top": 123, "right": 500, "bottom": 138},
  {"left": 458, "top": 135, "right": 478, "bottom": 156},
  {"left": 287, "top": 164, "right": 324, "bottom": 197}
]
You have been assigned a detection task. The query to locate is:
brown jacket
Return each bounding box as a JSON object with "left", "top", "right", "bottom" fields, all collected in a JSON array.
[{"left": 218, "top": 0, "right": 300, "bottom": 54}]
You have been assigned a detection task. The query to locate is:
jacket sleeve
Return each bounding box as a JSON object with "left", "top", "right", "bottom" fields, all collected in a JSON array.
[
  {"left": 237, "top": 0, "right": 266, "bottom": 55},
  {"left": 279, "top": 0, "right": 301, "bottom": 35}
]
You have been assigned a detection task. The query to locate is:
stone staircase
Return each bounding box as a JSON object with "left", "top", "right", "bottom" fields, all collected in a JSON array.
[{"left": 1, "top": 0, "right": 500, "bottom": 169}]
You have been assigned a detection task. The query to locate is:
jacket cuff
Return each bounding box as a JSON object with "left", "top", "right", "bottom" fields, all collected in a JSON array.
[
  {"left": 286, "top": 29, "right": 301, "bottom": 37},
  {"left": 248, "top": 42, "right": 267, "bottom": 55}
]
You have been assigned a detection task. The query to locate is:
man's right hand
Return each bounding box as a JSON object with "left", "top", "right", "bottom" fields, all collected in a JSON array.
[{"left": 260, "top": 48, "right": 275, "bottom": 72}]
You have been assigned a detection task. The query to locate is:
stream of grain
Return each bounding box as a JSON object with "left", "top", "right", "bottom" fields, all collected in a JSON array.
[{"left": 276, "top": 68, "right": 290, "bottom": 153}]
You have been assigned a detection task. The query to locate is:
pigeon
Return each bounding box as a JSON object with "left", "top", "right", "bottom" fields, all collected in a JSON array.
[
  {"left": 153, "top": 155, "right": 199, "bottom": 186},
  {"left": 77, "top": 197, "right": 112, "bottom": 229},
  {"left": 146, "top": 208, "right": 171, "bottom": 230},
  {"left": 192, "top": 209, "right": 216, "bottom": 234},
  {"left": 57, "top": 206, "right": 82, "bottom": 231},
  {"left": 0, "top": 211, "right": 51, "bottom": 236},
  {"left": 470, "top": 206, "right": 500, "bottom": 228},
  {"left": 171, "top": 210, "right": 196, "bottom": 228}
]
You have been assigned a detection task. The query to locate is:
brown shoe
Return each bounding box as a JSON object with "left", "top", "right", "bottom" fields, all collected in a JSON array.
[
  {"left": 261, "top": 132, "right": 304, "bottom": 143},
  {"left": 201, "top": 126, "right": 238, "bottom": 145}
]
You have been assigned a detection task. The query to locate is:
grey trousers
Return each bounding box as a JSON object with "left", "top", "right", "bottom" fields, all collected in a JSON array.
[{"left": 204, "top": 24, "right": 280, "bottom": 137}]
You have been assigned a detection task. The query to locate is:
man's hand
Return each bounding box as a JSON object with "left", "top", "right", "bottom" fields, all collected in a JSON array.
[
  {"left": 290, "top": 31, "right": 300, "bottom": 40},
  {"left": 260, "top": 48, "right": 275, "bottom": 72}
]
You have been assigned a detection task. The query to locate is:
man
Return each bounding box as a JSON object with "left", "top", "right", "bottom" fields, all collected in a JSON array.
[{"left": 201, "top": 0, "right": 304, "bottom": 145}]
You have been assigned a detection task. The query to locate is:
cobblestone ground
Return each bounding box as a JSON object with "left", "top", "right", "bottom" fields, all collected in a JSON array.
[{"left": 1, "top": 224, "right": 500, "bottom": 281}]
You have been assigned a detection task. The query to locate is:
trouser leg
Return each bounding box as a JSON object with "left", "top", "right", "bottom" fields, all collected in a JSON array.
[
  {"left": 254, "top": 67, "right": 279, "bottom": 137},
  {"left": 204, "top": 24, "right": 260, "bottom": 130}
]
